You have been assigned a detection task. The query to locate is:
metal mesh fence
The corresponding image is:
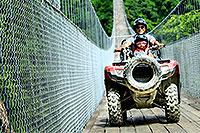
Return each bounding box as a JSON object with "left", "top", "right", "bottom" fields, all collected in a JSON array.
[
  {"left": 60, "top": 0, "right": 111, "bottom": 49},
  {"left": 1, "top": 0, "right": 114, "bottom": 132},
  {"left": 150, "top": 0, "right": 200, "bottom": 98}
]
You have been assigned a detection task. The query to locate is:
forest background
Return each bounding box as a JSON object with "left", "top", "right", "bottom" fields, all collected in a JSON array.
[{"left": 91, "top": 0, "right": 180, "bottom": 36}]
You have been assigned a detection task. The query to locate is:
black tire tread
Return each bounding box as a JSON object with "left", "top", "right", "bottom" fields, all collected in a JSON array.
[
  {"left": 107, "top": 88, "right": 124, "bottom": 126},
  {"left": 165, "top": 83, "right": 180, "bottom": 123}
]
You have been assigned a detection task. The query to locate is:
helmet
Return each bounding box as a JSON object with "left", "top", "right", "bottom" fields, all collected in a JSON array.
[
  {"left": 121, "top": 39, "right": 126, "bottom": 46},
  {"left": 135, "top": 34, "right": 148, "bottom": 43},
  {"left": 134, "top": 34, "right": 148, "bottom": 49},
  {"left": 133, "top": 18, "right": 147, "bottom": 32}
]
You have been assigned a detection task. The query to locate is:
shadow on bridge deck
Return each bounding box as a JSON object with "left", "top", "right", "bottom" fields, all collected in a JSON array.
[{"left": 82, "top": 93, "right": 200, "bottom": 133}]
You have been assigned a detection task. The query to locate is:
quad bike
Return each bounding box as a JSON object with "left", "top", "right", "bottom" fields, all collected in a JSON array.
[{"left": 104, "top": 46, "right": 181, "bottom": 126}]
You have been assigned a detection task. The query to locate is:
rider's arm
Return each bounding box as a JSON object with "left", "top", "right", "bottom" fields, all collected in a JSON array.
[
  {"left": 151, "top": 40, "right": 165, "bottom": 47},
  {"left": 148, "top": 34, "right": 165, "bottom": 47},
  {"left": 115, "top": 42, "right": 131, "bottom": 52}
]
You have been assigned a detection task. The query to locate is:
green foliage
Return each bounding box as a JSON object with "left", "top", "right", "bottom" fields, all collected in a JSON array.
[
  {"left": 91, "top": 0, "right": 113, "bottom": 36},
  {"left": 91, "top": 0, "right": 179, "bottom": 35},
  {"left": 154, "top": 9, "right": 200, "bottom": 44},
  {"left": 0, "top": 73, "right": 19, "bottom": 100},
  {"left": 124, "top": 0, "right": 179, "bottom": 32}
]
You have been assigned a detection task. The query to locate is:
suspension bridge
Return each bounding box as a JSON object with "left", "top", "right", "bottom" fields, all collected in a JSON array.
[{"left": 0, "top": 0, "right": 200, "bottom": 132}]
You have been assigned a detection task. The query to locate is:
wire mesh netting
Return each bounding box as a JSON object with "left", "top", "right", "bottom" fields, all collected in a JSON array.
[
  {"left": 60, "top": 0, "right": 111, "bottom": 49},
  {"left": 1, "top": 0, "right": 113, "bottom": 132},
  {"left": 150, "top": 0, "right": 200, "bottom": 98}
]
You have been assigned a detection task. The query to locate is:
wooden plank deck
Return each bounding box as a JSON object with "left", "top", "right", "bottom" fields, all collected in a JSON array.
[{"left": 82, "top": 93, "right": 200, "bottom": 133}]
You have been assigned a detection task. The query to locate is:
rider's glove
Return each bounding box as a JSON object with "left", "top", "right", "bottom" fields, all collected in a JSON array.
[{"left": 121, "top": 47, "right": 126, "bottom": 52}]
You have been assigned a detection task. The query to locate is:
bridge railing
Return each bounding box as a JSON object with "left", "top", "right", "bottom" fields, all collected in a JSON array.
[
  {"left": 60, "top": 0, "right": 112, "bottom": 49},
  {"left": 149, "top": 0, "right": 200, "bottom": 98},
  {"left": 0, "top": 0, "right": 113, "bottom": 132}
]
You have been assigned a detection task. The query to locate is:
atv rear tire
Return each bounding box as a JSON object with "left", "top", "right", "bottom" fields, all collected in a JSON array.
[
  {"left": 165, "top": 84, "right": 180, "bottom": 123},
  {"left": 107, "top": 88, "right": 124, "bottom": 126}
]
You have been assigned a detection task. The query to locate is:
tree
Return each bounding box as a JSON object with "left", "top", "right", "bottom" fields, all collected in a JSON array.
[
  {"left": 124, "top": 0, "right": 179, "bottom": 32},
  {"left": 91, "top": 0, "right": 179, "bottom": 35},
  {"left": 154, "top": 10, "right": 200, "bottom": 44},
  {"left": 91, "top": 0, "right": 113, "bottom": 36}
]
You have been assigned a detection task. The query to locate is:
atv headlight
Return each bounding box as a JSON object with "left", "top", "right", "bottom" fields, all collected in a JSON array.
[
  {"left": 161, "top": 65, "right": 169, "bottom": 75},
  {"left": 161, "top": 66, "right": 176, "bottom": 80},
  {"left": 115, "top": 70, "right": 124, "bottom": 78}
]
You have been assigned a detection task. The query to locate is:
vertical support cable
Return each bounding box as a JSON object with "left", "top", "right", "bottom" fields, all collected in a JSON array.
[
  {"left": 198, "top": 0, "right": 200, "bottom": 31},
  {"left": 85, "top": 0, "right": 88, "bottom": 34},
  {"left": 82, "top": 0, "right": 85, "bottom": 30},
  {"left": 189, "top": 0, "right": 194, "bottom": 34},
  {"left": 71, "top": 0, "right": 73, "bottom": 21},
  {"left": 178, "top": 6, "right": 183, "bottom": 39},
  {"left": 79, "top": 0, "right": 81, "bottom": 27},
  {"left": 68, "top": 0, "right": 70, "bottom": 18},
  {"left": 65, "top": 0, "right": 67, "bottom": 16}
]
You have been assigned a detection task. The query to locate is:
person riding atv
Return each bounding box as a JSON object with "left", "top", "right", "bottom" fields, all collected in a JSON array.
[
  {"left": 118, "top": 34, "right": 163, "bottom": 60},
  {"left": 115, "top": 18, "right": 164, "bottom": 56}
]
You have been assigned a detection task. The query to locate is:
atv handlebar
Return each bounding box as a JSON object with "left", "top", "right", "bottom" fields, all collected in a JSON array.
[{"left": 149, "top": 45, "right": 165, "bottom": 51}]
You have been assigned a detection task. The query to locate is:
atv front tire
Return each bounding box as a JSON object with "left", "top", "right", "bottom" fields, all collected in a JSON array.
[
  {"left": 165, "top": 84, "right": 180, "bottom": 123},
  {"left": 107, "top": 88, "right": 124, "bottom": 126}
]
